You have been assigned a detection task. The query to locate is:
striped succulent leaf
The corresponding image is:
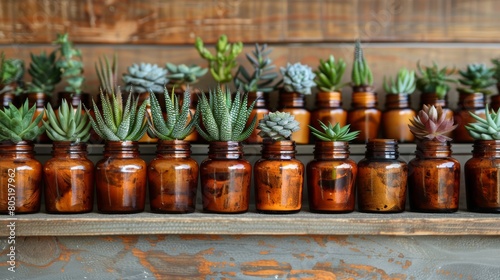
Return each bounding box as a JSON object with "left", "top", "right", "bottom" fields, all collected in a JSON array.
[
  {"left": 0, "top": 100, "right": 45, "bottom": 143},
  {"left": 43, "top": 99, "right": 91, "bottom": 143}
]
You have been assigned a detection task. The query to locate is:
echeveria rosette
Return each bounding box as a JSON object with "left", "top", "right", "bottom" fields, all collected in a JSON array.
[
  {"left": 280, "top": 63, "right": 316, "bottom": 95},
  {"left": 123, "top": 63, "right": 168, "bottom": 94},
  {"left": 257, "top": 111, "right": 300, "bottom": 141},
  {"left": 409, "top": 105, "right": 457, "bottom": 142}
]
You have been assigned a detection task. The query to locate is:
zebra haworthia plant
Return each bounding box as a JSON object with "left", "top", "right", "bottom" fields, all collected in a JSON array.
[
  {"left": 86, "top": 90, "right": 149, "bottom": 141},
  {"left": 147, "top": 88, "right": 198, "bottom": 140},
  {"left": 309, "top": 121, "right": 359, "bottom": 142},
  {"left": 257, "top": 111, "right": 300, "bottom": 141},
  {"left": 43, "top": 99, "right": 91, "bottom": 143},
  {"left": 466, "top": 105, "right": 500, "bottom": 140},
  {"left": 196, "top": 86, "right": 256, "bottom": 142},
  {"left": 0, "top": 100, "right": 45, "bottom": 143}
]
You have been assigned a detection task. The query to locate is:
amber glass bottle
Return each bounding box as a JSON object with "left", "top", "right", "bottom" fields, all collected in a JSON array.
[
  {"left": 347, "top": 87, "right": 381, "bottom": 143},
  {"left": 95, "top": 141, "right": 147, "bottom": 214},
  {"left": 0, "top": 83, "right": 17, "bottom": 109},
  {"left": 382, "top": 94, "right": 415, "bottom": 143},
  {"left": 357, "top": 139, "right": 407, "bottom": 213},
  {"left": 200, "top": 141, "right": 251, "bottom": 213},
  {"left": 0, "top": 141, "right": 41, "bottom": 214},
  {"left": 310, "top": 91, "right": 347, "bottom": 132},
  {"left": 246, "top": 91, "right": 269, "bottom": 144},
  {"left": 148, "top": 140, "right": 199, "bottom": 213},
  {"left": 454, "top": 92, "right": 485, "bottom": 143},
  {"left": 408, "top": 140, "right": 460, "bottom": 213},
  {"left": 44, "top": 142, "right": 94, "bottom": 213},
  {"left": 279, "top": 92, "right": 310, "bottom": 144},
  {"left": 307, "top": 141, "right": 357, "bottom": 213},
  {"left": 254, "top": 140, "right": 304, "bottom": 213},
  {"left": 419, "top": 93, "right": 454, "bottom": 138},
  {"left": 465, "top": 140, "right": 500, "bottom": 212},
  {"left": 26, "top": 92, "right": 50, "bottom": 143}
]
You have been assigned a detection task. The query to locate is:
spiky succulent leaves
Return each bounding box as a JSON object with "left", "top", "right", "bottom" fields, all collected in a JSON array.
[
  {"left": 465, "top": 105, "right": 500, "bottom": 140},
  {"left": 147, "top": 88, "right": 198, "bottom": 140},
  {"left": 95, "top": 54, "right": 118, "bottom": 95},
  {"left": 0, "top": 100, "right": 45, "bottom": 143},
  {"left": 280, "top": 63, "right": 317, "bottom": 95},
  {"left": 351, "top": 40, "right": 373, "bottom": 87},
  {"left": 195, "top": 87, "right": 256, "bottom": 142},
  {"left": 26, "top": 51, "right": 61, "bottom": 95},
  {"left": 257, "top": 111, "right": 300, "bottom": 141},
  {"left": 309, "top": 121, "right": 359, "bottom": 142},
  {"left": 166, "top": 63, "right": 208, "bottom": 86},
  {"left": 86, "top": 89, "right": 148, "bottom": 141},
  {"left": 53, "top": 33, "right": 85, "bottom": 94},
  {"left": 458, "top": 64, "right": 497, "bottom": 95},
  {"left": 195, "top": 35, "right": 243, "bottom": 84},
  {"left": 383, "top": 68, "right": 416, "bottom": 94},
  {"left": 123, "top": 63, "right": 168, "bottom": 94},
  {"left": 43, "top": 100, "right": 91, "bottom": 143},
  {"left": 416, "top": 61, "right": 457, "bottom": 99},
  {"left": 234, "top": 43, "right": 278, "bottom": 93},
  {"left": 314, "top": 55, "right": 347, "bottom": 92},
  {"left": 408, "top": 105, "right": 457, "bottom": 142}
]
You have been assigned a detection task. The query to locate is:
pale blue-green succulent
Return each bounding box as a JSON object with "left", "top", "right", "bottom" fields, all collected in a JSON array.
[
  {"left": 123, "top": 63, "right": 168, "bottom": 94},
  {"left": 280, "top": 62, "right": 316, "bottom": 95}
]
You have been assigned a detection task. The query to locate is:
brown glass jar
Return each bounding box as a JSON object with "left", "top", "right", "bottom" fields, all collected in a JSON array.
[
  {"left": 382, "top": 94, "right": 416, "bottom": 143},
  {"left": 307, "top": 141, "right": 357, "bottom": 213},
  {"left": 0, "top": 83, "right": 18, "bottom": 109},
  {"left": 95, "top": 141, "right": 147, "bottom": 214},
  {"left": 419, "top": 93, "right": 454, "bottom": 138},
  {"left": 454, "top": 92, "right": 485, "bottom": 143},
  {"left": 347, "top": 87, "right": 382, "bottom": 143},
  {"left": 0, "top": 141, "right": 41, "bottom": 214},
  {"left": 43, "top": 142, "right": 94, "bottom": 213},
  {"left": 57, "top": 91, "right": 91, "bottom": 108},
  {"left": 200, "top": 141, "right": 251, "bottom": 213},
  {"left": 246, "top": 91, "right": 270, "bottom": 144},
  {"left": 357, "top": 139, "right": 407, "bottom": 213},
  {"left": 408, "top": 140, "right": 460, "bottom": 213},
  {"left": 465, "top": 140, "right": 500, "bottom": 212},
  {"left": 148, "top": 140, "right": 199, "bottom": 213},
  {"left": 310, "top": 91, "right": 347, "bottom": 132},
  {"left": 26, "top": 92, "right": 50, "bottom": 143},
  {"left": 491, "top": 95, "right": 500, "bottom": 112},
  {"left": 279, "top": 92, "right": 310, "bottom": 144},
  {"left": 254, "top": 140, "right": 304, "bottom": 213}
]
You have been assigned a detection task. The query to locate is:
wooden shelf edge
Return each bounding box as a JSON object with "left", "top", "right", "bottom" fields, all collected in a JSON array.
[{"left": 1, "top": 211, "right": 499, "bottom": 237}]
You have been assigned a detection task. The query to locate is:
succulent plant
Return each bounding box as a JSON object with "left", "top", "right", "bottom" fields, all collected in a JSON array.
[
  {"left": 86, "top": 90, "right": 149, "bottom": 141},
  {"left": 147, "top": 88, "right": 198, "bottom": 140},
  {"left": 95, "top": 54, "right": 119, "bottom": 95},
  {"left": 383, "top": 68, "right": 416, "bottom": 94},
  {"left": 465, "top": 105, "right": 500, "bottom": 140},
  {"left": 491, "top": 58, "right": 500, "bottom": 83},
  {"left": 123, "top": 63, "right": 167, "bottom": 94},
  {"left": 26, "top": 51, "right": 61, "bottom": 95},
  {"left": 314, "top": 55, "right": 346, "bottom": 92},
  {"left": 280, "top": 62, "right": 316, "bottom": 95},
  {"left": 195, "top": 34, "right": 243, "bottom": 84},
  {"left": 196, "top": 86, "right": 256, "bottom": 142},
  {"left": 234, "top": 43, "right": 278, "bottom": 93},
  {"left": 0, "top": 99, "right": 45, "bottom": 143},
  {"left": 309, "top": 121, "right": 359, "bottom": 142},
  {"left": 408, "top": 105, "right": 457, "bottom": 142},
  {"left": 0, "top": 52, "right": 25, "bottom": 94},
  {"left": 42, "top": 99, "right": 91, "bottom": 143},
  {"left": 416, "top": 61, "right": 457, "bottom": 99},
  {"left": 165, "top": 63, "right": 207, "bottom": 87},
  {"left": 53, "top": 33, "right": 85, "bottom": 94},
  {"left": 257, "top": 111, "right": 300, "bottom": 141},
  {"left": 458, "top": 63, "right": 496, "bottom": 95},
  {"left": 351, "top": 40, "right": 373, "bottom": 87}
]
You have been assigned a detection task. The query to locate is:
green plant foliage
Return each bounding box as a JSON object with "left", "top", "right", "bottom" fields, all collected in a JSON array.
[
  {"left": 309, "top": 121, "right": 359, "bottom": 142},
  {"left": 0, "top": 52, "right": 25, "bottom": 94},
  {"left": 351, "top": 40, "right": 373, "bottom": 87},
  {"left": 383, "top": 68, "right": 416, "bottom": 94},
  {"left": 257, "top": 111, "right": 300, "bottom": 141},
  {"left": 280, "top": 62, "right": 316, "bottom": 95},
  {"left": 234, "top": 43, "right": 278, "bottom": 93},
  {"left": 314, "top": 55, "right": 346, "bottom": 92},
  {"left": 416, "top": 61, "right": 457, "bottom": 99},
  {"left": 409, "top": 105, "right": 457, "bottom": 142},
  {"left": 465, "top": 105, "right": 500, "bottom": 140},
  {"left": 95, "top": 54, "right": 118, "bottom": 95},
  {"left": 458, "top": 63, "right": 496, "bottom": 95},
  {"left": 0, "top": 99, "right": 45, "bottom": 143},
  {"left": 166, "top": 63, "right": 208, "bottom": 86},
  {"left": 42, "top": 99, "right": 91, "bottom": 143},
  {"left": 123, "top": 63, "right": 167, "bottom": 94},
  {"left": 53, "top": 33, "right": 85, "bottom": 94},
  {"left": 26, "top": 51, "right": 61, "bottom": 95}
]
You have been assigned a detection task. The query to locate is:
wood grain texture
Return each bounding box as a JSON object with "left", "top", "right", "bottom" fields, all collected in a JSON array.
[{"left": 1, "top": 0, "right": 500, "bottom": 44}]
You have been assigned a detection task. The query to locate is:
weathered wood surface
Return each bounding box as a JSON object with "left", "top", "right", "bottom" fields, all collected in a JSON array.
[
  {"left": 1, "top": 0, "right": 499, "bottom": 44},
  {"left": 1, "top": 235, "right": 499, "bottom": 279}
]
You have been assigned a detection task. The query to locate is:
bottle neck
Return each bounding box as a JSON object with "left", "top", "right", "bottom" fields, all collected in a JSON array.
[
  {"left": 0, "top": 141, "right": 35, "bottom": 158},
  {"left": 315, "top": 91, "right": 342, "bottom": 108},
  {"left": 279, "top": 91, "right": 305, "bottom": 108},
  {"left": 385, "top": 93, "right": 410, "bottom": 109},
  {"left": 208, "top": 141, "right": 243, "bottom": 159},
  {"left": 314, "top": 141, "right": 349, "bottom": 160},
  {"left": 52, "top": 142, "right": 88, "bottom": 158},
  {"left": 27, "top": 92, "right": 49, "bottom": 108},
  {"left": 351, "top": 88, "right": 377, "bottom": 108},
  {"left": 415, "top": 140, "right": 452, "bottom": 158},
  {"left": 261, "top": 139, "right": 296, "bottom": 159},
  {"left": 364, "top": 139, "right": 399, "bottom": 159},
  {"left": 420, "top": 92, "right": 448, "bottom": 108},
  {"left": 104, "top": 141, "right": 140, "bottom": 158},
  {"left": 156, "top": 140, "right": 191, "bottom": 158},
  {"left": 458, "top": 92, "right": 485, "bottom": 109},
  {"left": 248, "top": 91, "right": 267, "bottom": 108},
  {"left": 472, "top": 140, "right": 500, "bottom": 157}
]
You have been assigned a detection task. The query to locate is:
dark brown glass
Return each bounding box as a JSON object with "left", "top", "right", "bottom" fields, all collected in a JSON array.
[
  {"left": 310, "top": 91, "right": 347, "bottom": 132},
  {"left": 279, "top": 91, "right": 310, "bottom": 144},
  {"left": 408, "top": 140, "right": 460, "bottom": 213},
  {"left": 347, "top": 87, "right": 382, "bottom": 143},
  {"left": 254, "top": 140, "right": 304, "bottom": 213},
  {"left": 246, "top": 91, "right": 269, "bottom": 144},
  {"left": 0, "top": 83, "right": 18, "bottom": 109},
  {"left": 491, "top": 94, "right": 500, "bottom": 112},
  {"left": 200, "top": 141, "right": 251, "bottom": 213},
  {"left": 0, "top": 141, "right": 41, "bottom": 214},
  {"left": 419, "top": 93, "right": 454, "bottom": 138},
  {"left": 357, "top": 139, "right": 407, "bottom": 213},
  {"left": 382, "top": 94, "right": 416, "bottom": 143},
  {"left": 95, "top": 141, "right": 147, "bottom": 214},
  {"left": 57, "top": 91, "right": 91, "bottom": 108},
  {"left": 43, "top": 142, "right": 94, "bottom": 213},
  {"left": 307, "top": 141, "right": 357, "bottom": 213},
  {"left": 454, "top": 92, "right": 485, "bottom": 143},
  {"left": 26, "top": 92, "right": 50, "bottom": 143},
  {"left": 148, "top": 140, "right": 199, "bottom": 213},
  {"left": 465, "top": 140, "right": 500, "bottom": 212}
]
